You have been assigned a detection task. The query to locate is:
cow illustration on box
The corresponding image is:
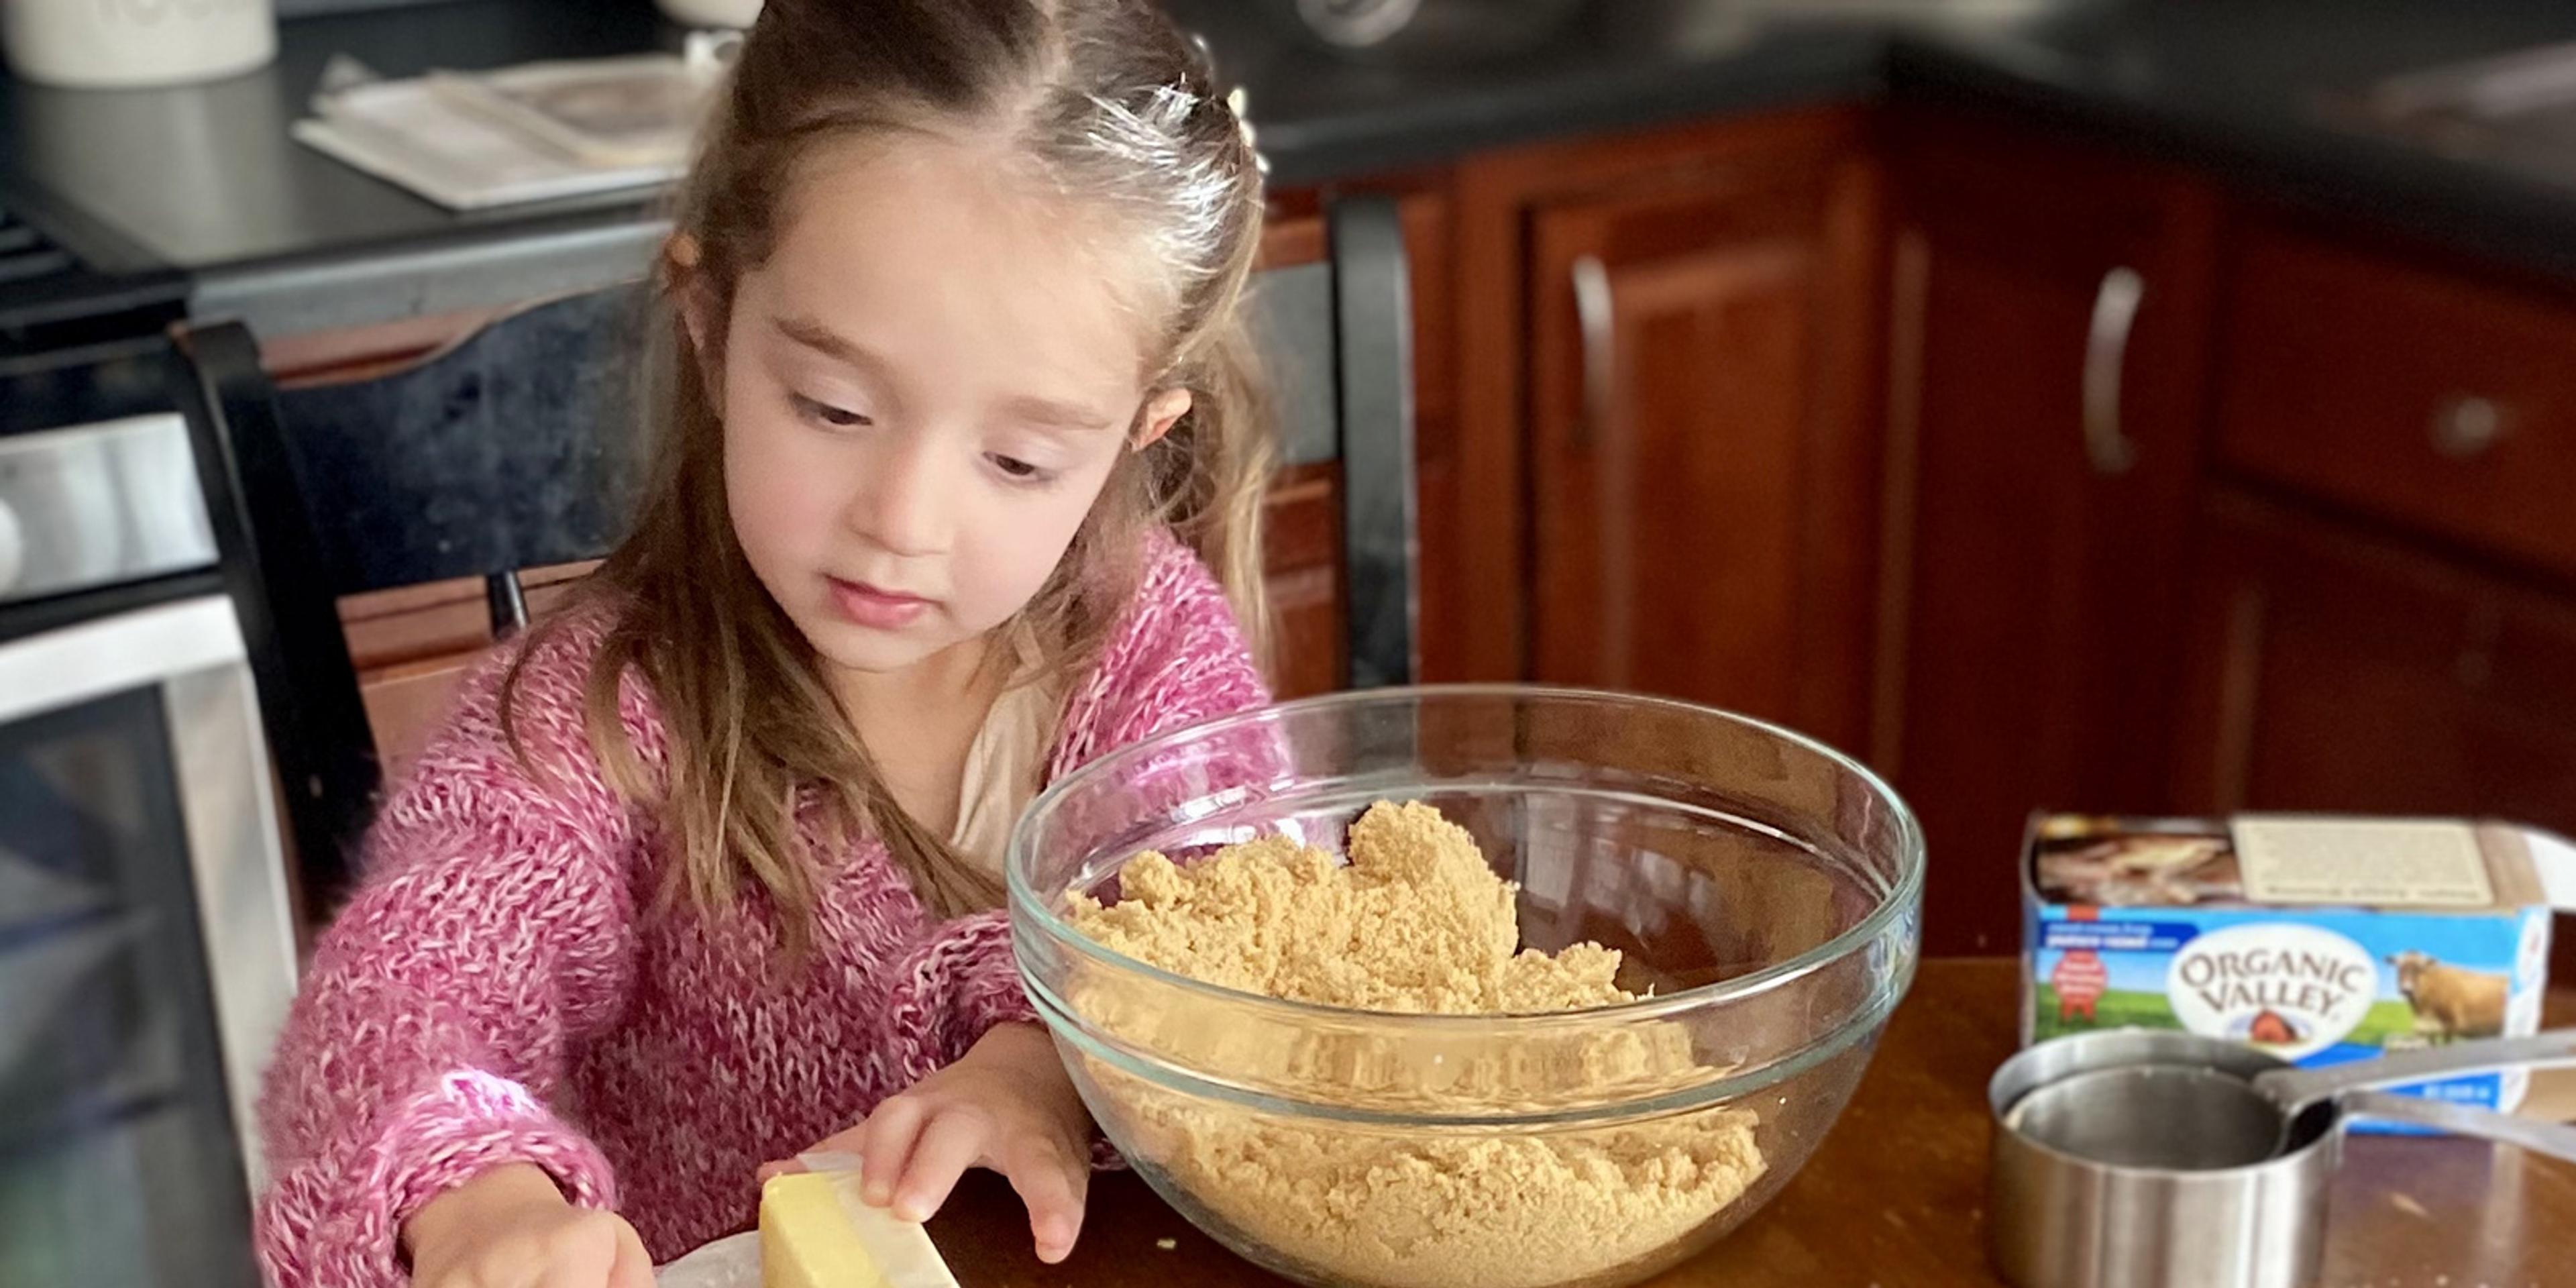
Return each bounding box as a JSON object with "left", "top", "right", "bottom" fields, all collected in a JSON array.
[{"left": 2387, "top": 951, "right": 2508, "bottom": 1042}]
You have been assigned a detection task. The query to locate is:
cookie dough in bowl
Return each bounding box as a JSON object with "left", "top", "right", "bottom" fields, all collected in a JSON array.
[{"left": 1010, "top": 687, "right": 1923, "bottom": 1288}]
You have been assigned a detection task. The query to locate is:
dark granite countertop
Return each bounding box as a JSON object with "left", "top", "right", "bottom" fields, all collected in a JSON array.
[
  {"left": 0, "top": 0, "right": 676, "bottom": 279},
  {"left": 1161, "top": 0, "right": 1891, "bottom": 187},
  {"left": 1887, "top": 0, "right": 2576, "bottom": 281},
  {"left": 8, "top": 0, "right": 2576, "bottom": 336}
]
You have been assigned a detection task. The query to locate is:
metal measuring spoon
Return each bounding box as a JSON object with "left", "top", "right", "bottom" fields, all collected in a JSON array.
[
  {"left": 2248, "top": 1028, "right": 2576, "bottom": 1157},
  {"left": 2006, "top": 1027, "right": 2576, "bottom": 1169},
  {"left": 2007, "top": 1064, "right": 2576, "bottom": 1170},
  {"left": 2252, "top": 1028, "right": 2576, "bottom": 1112}
]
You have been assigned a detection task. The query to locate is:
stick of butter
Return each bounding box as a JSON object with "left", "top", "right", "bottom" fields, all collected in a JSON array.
[{"left": 759, "top": 1159, "right": 959, "bottom": 1288}]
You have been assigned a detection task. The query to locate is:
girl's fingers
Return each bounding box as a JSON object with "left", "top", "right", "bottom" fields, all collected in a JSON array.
[
  {"left": 1001, "top": 1138, "right": 1088, "bottom": 1265},
  {"left": 890, "top": 1110, "right": 987, "bottom": 1224},
  {"left": 860, "top": 1097, "right": 931, "bottom": 1208},
  {"left": 605, "top": 1216, "right": 658, "bottom": 1288}
]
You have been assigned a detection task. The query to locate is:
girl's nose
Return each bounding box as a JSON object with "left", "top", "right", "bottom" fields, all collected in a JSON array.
[{"left": 850, "top": 433, "right": 953, "bottom": 557}]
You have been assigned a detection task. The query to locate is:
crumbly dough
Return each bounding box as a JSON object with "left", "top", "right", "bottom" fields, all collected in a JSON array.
[{"left": 1065, "top": 802, "right": 1766, "bottom": 1288}]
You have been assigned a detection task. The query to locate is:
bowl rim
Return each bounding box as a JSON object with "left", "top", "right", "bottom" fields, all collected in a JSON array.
[{"left": 1007, "top": 683, "right": 1927, "bottom": 1031}]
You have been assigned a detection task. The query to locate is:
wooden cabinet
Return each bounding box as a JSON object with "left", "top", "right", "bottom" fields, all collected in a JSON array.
[
  {"left": 1260, "top": 464, "right": 1347, "bottom": 701},
  {"left": 2215, "top": 219, "right": 2576, "bottom": 582},
  {"left": 1527, "top": 120, "right": 1881, "bottom": 746},
  {"left": 2182, "top": 221, "right": 2576, "bottom": 967},
  {"left": 2173, "top": 492, "right": 2576, "bottom": 980},
  {"left": 1877, "top": 113, "right": 2220, "bottom": 953},
  {"left": 2174, "top": 491, "right": 2576, "bottom": 828},
  {"left": 1432, "top": 107, "right": 2576, "bottom": 956},
  {"left": 1446, "top": 107, "right": 1883, "bottom": 743}
]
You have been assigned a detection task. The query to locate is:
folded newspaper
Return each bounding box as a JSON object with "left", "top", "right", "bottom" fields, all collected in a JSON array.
[{"left": 294, "top": 35, "right": 736, "bottom": 210}]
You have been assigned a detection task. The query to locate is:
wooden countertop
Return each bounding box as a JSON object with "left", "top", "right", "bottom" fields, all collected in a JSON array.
[{"left": 923, "top": 958, "right": 2576, "bottom": 1287}]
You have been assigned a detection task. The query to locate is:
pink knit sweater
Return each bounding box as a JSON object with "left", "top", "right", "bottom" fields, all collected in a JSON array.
[{"left": 254, "top": 532, "right": 1269, "bottom": 1287}]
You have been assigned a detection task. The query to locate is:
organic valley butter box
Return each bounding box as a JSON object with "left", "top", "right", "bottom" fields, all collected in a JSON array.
[{"left": 2021, "top": 814, "right": 2573, "bottom": 1125}]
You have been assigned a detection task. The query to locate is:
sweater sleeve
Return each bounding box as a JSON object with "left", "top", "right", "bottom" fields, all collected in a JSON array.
[
  {"left": 254, "top": 623, "right": 647, "bottom": 1288},
  {"left": 873, "top": 909, "right": 1034, "bottom": 1079}
]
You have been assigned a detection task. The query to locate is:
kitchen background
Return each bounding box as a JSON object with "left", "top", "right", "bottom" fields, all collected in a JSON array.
[{"left": 9, "top": 0, "right": 2576, "bottom": 1282}]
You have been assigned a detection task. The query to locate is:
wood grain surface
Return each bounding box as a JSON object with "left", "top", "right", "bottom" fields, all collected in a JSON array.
[{"left": 921, "top": 958, "right": 2576, "bottom": 1288}]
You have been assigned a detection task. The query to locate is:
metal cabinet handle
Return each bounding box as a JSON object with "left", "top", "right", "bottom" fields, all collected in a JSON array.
[
  {"left": 1572, "top": 254, "right": 1614, "bottom": 450},
  {"left": 2430, "top": 394, "right": 2507, "bottom": 459},
  {"left": 2082, "top": 266, "right": 2144, "bottom": 476}
]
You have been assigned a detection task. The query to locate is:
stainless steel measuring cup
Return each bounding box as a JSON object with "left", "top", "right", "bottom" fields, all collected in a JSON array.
[{"left": 1987, "top": 1028, "right": 2576, "bottom": 1288}]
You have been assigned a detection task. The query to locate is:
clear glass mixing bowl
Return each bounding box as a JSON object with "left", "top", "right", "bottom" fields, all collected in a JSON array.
[{"left": 1009, "top": 687, "right": 1923, "bottom": 1288}]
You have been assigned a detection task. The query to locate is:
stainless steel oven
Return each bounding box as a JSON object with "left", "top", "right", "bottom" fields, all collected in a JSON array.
[{"left": 1, "top": 336, "right": 296, "bottom": 1287}]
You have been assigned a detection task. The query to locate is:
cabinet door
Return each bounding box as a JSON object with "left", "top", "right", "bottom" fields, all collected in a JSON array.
[
  {"left": 1263, "top": 463, "right": 1348, "bottom": 701},
  {"left": 2175, "top": 491, "right": 2576, "bottom": 833},
  {"left": 1880, "top": 114, "right": 2219, "bottom": 953},
  {"left": 1527, "top": 137, "right": 1881, "bottom": 750}
]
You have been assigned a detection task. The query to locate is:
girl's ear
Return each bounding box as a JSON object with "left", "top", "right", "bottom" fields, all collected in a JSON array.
[
  {"left": 1133, "top": 388, "right": 1193, "bottom": 451},
  {"left": 665, "top": 233, "right": 726, "bottom": 402}
]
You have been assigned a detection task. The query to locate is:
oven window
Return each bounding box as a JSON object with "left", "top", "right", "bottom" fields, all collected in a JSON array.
[{"left": 1, "top": 685, "right": 260, "bottom": 1287}]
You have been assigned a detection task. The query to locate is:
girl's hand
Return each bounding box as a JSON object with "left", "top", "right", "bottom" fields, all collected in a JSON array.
[
  {"left": 762, "top": 1022, "right": 1092, "bottom": 1264},
  {"left": 402, "top": 1163, "right": 654, "bottom": 1288}
]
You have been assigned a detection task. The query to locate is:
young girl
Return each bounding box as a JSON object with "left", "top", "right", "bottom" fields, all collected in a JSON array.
[{"left": 254, "top": 1, "right": 1276, "bottom": 1283}]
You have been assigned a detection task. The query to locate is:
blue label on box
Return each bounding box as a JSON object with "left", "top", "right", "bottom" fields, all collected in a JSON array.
[{"left": 2024, "top": 827, "right": 2555, "bottom": 1136}]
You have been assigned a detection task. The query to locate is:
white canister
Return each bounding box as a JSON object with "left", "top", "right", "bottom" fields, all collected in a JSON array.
[
  {"left": 655, "top": 0, "right": 762, "bottom": 30},
  {"left": 3, "top": 0, "right": 277, "bottom": 89}
]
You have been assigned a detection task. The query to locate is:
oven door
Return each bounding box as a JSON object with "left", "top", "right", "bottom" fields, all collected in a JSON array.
[{"left": 0, "top": 592, "right": 295, "bottom": 1287}]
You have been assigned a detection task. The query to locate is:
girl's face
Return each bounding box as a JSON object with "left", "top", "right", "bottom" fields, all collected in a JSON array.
[{"left": 708, "top": 133, "right": 1189, "bottom": 678}]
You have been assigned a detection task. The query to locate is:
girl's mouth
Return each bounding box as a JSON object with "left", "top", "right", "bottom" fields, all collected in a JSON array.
[{"left": 828, "top": 577, "right": 932, "bottom": 629}]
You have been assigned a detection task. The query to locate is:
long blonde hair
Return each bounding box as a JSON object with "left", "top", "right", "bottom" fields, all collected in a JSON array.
[{"left": 503, "top": 0, "right": 1274, "bottom": 950}]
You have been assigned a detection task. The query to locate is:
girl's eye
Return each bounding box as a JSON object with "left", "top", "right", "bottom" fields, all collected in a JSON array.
[
  {"left": 988, "top": 453, "right": 1051, "bottom": 483},
  {"left": 792, "top": 394, "right": 871, "bottom": 429}
]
